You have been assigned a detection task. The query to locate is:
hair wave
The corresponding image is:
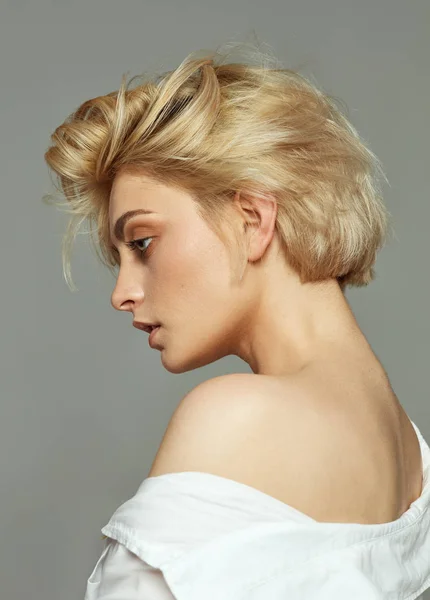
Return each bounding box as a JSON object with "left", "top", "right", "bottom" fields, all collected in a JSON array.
[{"left": 43, "top": 41, "right": 393, "bottom": 292}]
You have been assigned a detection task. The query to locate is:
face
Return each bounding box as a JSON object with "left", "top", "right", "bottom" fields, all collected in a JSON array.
[{"left": 109, "top": 170, "right": 246, "bottom": 373}]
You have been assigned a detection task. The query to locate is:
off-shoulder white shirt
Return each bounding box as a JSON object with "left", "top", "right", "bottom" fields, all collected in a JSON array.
[{"left": 85, "top": 418, "right": 430, "bottom": 599}]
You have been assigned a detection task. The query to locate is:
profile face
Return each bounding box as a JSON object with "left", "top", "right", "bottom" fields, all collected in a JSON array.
[{"left": 109, "top": 169, "right": 245, "bottom": 373}]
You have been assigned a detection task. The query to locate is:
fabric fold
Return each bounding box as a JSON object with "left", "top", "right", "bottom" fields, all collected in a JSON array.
[{"left": 84, "top": 418, "right": 430, "bottom": 600}]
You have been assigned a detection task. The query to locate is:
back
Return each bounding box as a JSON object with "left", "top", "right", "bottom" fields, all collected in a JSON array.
[
  {"left": 88, "top": 416, "right": 430, "bottom": 600},
  {"left": 230, "top": 355, "right": 423, "bottom": 525}
]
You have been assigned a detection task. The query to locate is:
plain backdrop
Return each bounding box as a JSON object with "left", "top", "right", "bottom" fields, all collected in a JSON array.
[{"left": 1, "top": 1, "right": 428, "bottom": 599}]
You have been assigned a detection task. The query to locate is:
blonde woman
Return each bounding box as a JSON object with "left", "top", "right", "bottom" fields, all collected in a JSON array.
[{"left": 44, "top": 43, "right": 430, "bottom": 599}]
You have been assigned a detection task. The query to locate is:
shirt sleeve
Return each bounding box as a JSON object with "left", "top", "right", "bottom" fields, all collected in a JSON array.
[{"left": 84, "top": 537, "right": 175, "bottom": 600}]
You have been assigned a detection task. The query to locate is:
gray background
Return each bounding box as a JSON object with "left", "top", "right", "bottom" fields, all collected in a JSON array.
[{"left": 1, "top": 1, "right": 429, "bottom": 599}]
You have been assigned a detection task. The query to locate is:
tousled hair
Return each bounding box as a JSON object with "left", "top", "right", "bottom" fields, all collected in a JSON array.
[{"left": 43, "top": 40, "right": 393, "bottom": 292}]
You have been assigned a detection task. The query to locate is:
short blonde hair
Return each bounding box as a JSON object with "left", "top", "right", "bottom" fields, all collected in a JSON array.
[{"left": 43, "top": 41, "right": 393, "bottom": 292}]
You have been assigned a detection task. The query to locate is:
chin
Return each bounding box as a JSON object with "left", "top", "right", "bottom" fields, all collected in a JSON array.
[{"left": 160, "top": 346, "right": 223, "bottom": 374}]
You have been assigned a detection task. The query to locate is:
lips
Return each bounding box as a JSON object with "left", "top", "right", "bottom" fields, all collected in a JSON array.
[
  {"left": 133, "top": 322, "right": 160, "bottom": 334},
  {"left": 148, "top": 325, "right": 161, "bottom": 347}
]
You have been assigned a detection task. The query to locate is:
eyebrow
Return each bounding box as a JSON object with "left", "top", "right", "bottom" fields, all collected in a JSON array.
[{"left": 111, "top": 209, "right": 155, "bottom": 248}]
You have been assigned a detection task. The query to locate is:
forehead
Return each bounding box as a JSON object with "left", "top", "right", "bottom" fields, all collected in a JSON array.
[
  {"left": 109, "top": 170, "right": 198, "bottom": 210},
  {"left": 109, "top": 170, "right": 197, "bottom": 241},
  {"left": 110, "top": 170, "right": 165, "bottom": 209}
]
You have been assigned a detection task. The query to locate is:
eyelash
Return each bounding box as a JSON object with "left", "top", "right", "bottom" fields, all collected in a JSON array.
[{"left": 124, "top": 237, "right": 153, "bottom": 258}]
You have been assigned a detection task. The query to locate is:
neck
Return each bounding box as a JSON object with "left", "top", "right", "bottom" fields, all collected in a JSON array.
[{"left": 234, "top": 277, "right": 370, "bottom": 376}]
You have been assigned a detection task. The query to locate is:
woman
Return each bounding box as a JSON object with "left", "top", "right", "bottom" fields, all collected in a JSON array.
[{"left": 43, "top": 43, "right": 430, "bottom": 599}]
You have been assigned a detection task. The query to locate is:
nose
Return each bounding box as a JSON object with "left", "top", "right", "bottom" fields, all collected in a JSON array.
[{"left": 111, "top": 269, "right": 145, "bottom": 313}]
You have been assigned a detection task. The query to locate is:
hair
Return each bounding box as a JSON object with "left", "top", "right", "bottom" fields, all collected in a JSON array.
[{"left": 43, "top": 39, "right": 393, "bottom": 293}]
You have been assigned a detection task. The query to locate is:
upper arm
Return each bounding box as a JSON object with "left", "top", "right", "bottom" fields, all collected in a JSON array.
[{"left": 147, "top": 373, "right": 266, "bottom": 479}]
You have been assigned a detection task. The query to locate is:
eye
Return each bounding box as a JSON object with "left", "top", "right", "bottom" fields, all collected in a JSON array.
[{"left": 124, "top": 237, "right": 153, "bottom": 258}]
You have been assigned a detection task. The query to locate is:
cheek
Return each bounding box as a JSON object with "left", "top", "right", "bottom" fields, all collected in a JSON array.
[
  {"left": 186, "top": 233, "right": 231, "bottom": 288},
  {"left": 160, "top": 232, "right": 231, "bottom": 306}
]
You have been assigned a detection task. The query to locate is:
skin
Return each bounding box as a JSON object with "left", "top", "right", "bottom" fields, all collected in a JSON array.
[
  {"left": 110, "top": 168, "right": 378, "bottom": 378},
  {"left": 109, "top": 168, "right": 424, "bottom": 522}
]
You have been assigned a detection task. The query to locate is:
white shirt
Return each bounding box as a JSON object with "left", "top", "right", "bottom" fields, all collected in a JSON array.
[{"left": 85, "top": 418, "right": 430, "bottom": 599}]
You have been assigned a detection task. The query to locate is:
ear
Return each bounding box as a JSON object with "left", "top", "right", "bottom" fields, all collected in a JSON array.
[{"left": 233, "top": 190, "right": 278, "bottom": 262}]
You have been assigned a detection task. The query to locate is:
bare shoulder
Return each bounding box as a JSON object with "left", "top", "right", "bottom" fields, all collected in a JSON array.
[
  {"left": 147, "top": 373, "right": 286, "bottom": 479},
  {"left": 147, "top": 367, "right": 422, "bottom": 524}
]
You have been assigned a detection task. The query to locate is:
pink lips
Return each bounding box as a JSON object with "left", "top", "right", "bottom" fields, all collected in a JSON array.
[{"left": 148, "top": 326, "right": 160, "bottom": 348}]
